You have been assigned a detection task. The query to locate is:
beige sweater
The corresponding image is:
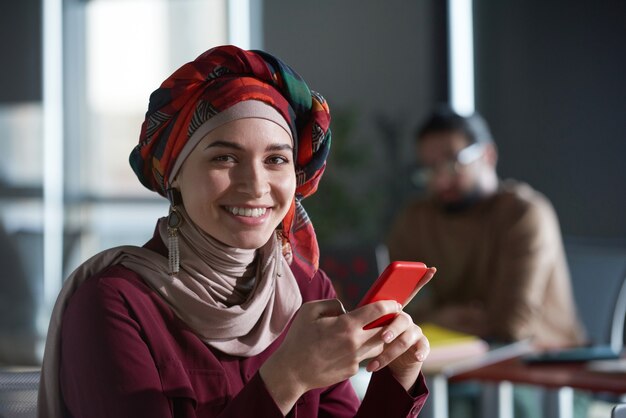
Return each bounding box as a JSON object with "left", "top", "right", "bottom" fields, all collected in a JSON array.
[{"left": 387, "top": 180, "right": 585, "bottom": 346}]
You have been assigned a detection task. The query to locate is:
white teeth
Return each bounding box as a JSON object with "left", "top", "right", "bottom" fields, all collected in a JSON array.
[{"left": 227, "top": 207, "right": 267, "bottom": 218}]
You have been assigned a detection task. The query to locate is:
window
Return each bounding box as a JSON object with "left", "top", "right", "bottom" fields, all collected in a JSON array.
[{"left": 0, "top": 0, "right": 253, "bottom": 366}]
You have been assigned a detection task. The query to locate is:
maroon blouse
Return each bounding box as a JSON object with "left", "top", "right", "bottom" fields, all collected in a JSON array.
[{"left": 59, "top": 232, "right": 428, "bottom": 417}]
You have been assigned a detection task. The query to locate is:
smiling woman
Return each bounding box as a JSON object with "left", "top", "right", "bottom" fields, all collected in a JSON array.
[{"left": 37, "top": 45, "right": 433, "bottom": 418}]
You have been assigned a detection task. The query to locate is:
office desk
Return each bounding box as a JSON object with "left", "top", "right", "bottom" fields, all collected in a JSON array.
[
  {"left": 449, "top": 356, "right": 626, "bottom": 394},
  {"left": 419, "top": 341, "right": 533, "bottom": 418},
  {"left": 448, "top": 356, "right": 626, "bottom": 418}
]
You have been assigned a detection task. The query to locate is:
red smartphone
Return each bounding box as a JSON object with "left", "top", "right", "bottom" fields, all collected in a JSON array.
[{"left": 356, "top": 261, "right": 429, "bottom": 330}]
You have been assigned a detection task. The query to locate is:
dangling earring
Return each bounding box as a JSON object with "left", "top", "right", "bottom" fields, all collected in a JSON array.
[
  {"left": 276, "top": 229, "right": 293, "bottom": 266},
  {"left": 166, "top": 188, "right": 183, "bottom": 275}
]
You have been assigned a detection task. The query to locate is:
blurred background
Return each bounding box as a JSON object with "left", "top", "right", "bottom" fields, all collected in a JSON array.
[{"left": 0, "top": 0, "right": 625, "bottom": 368}]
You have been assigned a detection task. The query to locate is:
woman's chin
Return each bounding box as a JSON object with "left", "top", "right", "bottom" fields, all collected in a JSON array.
[{"left": 222, "top": 232, "right": 277, "bottom": 250}]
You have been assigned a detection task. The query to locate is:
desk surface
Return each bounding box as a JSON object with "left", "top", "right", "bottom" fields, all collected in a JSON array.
[{"left": 448, "top": 356, "right": 626, "bottom": 395}]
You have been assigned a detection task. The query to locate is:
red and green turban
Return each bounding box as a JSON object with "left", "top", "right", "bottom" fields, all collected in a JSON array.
[{"left": 129, "top": 45, "right": 331, "bottom": 276}]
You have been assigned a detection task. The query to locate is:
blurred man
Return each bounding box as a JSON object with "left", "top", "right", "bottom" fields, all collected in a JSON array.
[{"left": 387, "top": 106, "right": 584, "bottom": 347}]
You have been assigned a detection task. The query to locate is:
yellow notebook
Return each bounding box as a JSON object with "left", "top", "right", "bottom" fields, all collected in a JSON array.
[
  {"left": 420, "top": 323, "right": 489, "bottom": 373},
  {"left": 420, "top": 323, "right": 482, "bottom": 346}
]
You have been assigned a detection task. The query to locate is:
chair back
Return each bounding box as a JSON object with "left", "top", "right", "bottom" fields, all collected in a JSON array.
[
  {"left": 0, "top": 368, "right": 39, "bottom": 418},
  {"left": 564, "top": 237, "right": 626, "bottom": 347},
  {"left": 610, "top": 273, "right": 626, "bottom": 352}
]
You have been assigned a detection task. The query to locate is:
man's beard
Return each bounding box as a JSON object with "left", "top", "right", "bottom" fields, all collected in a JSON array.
[{"left": 437, "top": 188, "right": 484, "bottom": 213}]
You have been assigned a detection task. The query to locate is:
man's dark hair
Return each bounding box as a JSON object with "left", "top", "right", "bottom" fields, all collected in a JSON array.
[{"left": 415, "top": 105, "right": 494, "bottom": 145}]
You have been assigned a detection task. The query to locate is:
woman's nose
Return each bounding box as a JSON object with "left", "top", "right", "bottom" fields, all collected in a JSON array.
[{"left": 235, "top": 162, "right": 270, "bottom": 197}]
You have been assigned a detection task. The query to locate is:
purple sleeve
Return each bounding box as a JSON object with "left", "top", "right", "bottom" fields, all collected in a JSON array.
[
  {"left": 213, "top": 373, "right": 284, "bottom": 418},
  {"left": 60, "top": 278, "right": 172, "bottom": 418},
  {"left": 357, "top": 368, "right": 428, "bottom": 418}
]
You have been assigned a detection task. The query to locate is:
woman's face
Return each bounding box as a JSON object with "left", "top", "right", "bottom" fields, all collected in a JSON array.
[{"left": 173, "top": 117, "right": 296, "bottom": 249}]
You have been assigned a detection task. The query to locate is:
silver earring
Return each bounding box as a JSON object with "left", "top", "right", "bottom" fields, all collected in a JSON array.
[{"left": 166, "top": 189, "right": 183, "bottom": 275}]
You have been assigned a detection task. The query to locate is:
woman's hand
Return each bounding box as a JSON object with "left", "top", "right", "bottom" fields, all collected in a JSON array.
[
  {"left": 260, "top": 267, "right": 436, "bottom": 412},
  {"left": 259, "top": 298, "right": 404, "bottom": 414},
  {"left": 364, "top": 311, "right": 430, "bottom": 391}
]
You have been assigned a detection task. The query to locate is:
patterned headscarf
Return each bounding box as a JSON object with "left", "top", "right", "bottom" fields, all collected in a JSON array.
[{"left": 129, "top": 45, "right": 331, "bottom": 276}]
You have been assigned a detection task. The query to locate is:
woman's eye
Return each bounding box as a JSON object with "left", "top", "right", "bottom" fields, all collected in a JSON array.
[
  {"left": 213, "top": 155, "right": 236, "bottom": 163},
  {"left": 266, "top": 155, "right": 289, "bottom": 165}
]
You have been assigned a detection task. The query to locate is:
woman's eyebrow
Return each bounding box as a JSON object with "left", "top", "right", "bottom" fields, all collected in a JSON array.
[
  {"left": 205, "top": 140, "right": 242, "bottom": 150},
  {"left": 205, "top": 140, "right": 293, "bottom": 152},
  {"left": 266, "top": 143, "right": 293, "bottom": 152}
]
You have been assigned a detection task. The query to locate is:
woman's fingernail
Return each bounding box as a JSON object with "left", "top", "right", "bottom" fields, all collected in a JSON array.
[
  {"left": 397, "top": 302, "right": 403, "bottom": 311},
  {"left": 382, "top": 331, "right": 394, "bottom": 343},
  {"left": 416, "top": 352, "right": 425, "bottom": 362},
  {"left": 339, "top": 299, "right": 348, "bottom": 314}
]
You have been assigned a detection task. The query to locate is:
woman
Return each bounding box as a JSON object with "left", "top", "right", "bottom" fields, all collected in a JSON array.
[{"left": 38, "top": 45, "right": 435, "bottom": 418}]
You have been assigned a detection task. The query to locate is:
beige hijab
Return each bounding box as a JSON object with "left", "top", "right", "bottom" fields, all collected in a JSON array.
[{"left": 38, "top": 207, "right": 302, "bottom": 418}]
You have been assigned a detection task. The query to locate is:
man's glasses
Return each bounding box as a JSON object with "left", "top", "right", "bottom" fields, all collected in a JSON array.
[{"left": 411, "top": 142, "right": 485, "bottom": 186}]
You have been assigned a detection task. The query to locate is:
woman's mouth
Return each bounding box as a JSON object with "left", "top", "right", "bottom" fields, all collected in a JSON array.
[{"left": 224, "top": 206, "right": 268, "bottom": 218}]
